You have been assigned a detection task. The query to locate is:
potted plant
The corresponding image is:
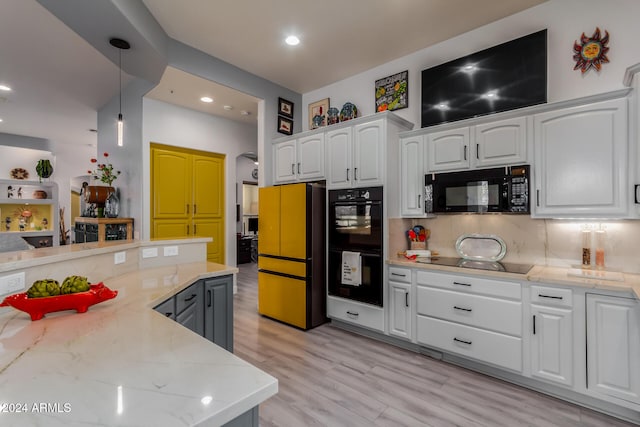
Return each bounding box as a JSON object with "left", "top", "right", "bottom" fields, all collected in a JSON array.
[{"left": 36, "top": 159, "right": 53, "bottom": 182}]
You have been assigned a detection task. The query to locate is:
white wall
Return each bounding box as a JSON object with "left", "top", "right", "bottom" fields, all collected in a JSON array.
[
  {"left": 303, "top": 0, "right": 640, "bottom": 130},
  {"left": 142, "top": 98, "right": 258, "bottom": 265}
]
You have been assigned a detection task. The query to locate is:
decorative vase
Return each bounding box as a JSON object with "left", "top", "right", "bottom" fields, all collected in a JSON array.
[
  {"left": 36, "top": 159, "right": 53, "bottom": 182},
  {"left": 105, "top": 190, "right": 119, "bottom": 218}
]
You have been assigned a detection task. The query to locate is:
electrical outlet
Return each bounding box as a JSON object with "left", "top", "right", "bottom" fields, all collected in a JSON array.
[
  {"left": 0, "top": 272, "right": 25, "bottom": 295},
  {"left": 114, "top": 251, "right": 126, "bottom": 264},
  {"left": 142, "top": 247, "right": 158, "bottom": 258},
  {"left": 164, "top": 246, "right": 179, "bottom": 257}
]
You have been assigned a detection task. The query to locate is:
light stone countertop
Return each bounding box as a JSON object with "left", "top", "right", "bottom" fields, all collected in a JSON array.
[
  {"left": 0, "top": 261, "right": 278, "bottom": 426},
  {"left": 388, "top": 258, "right": 640, "bottom": 299}
]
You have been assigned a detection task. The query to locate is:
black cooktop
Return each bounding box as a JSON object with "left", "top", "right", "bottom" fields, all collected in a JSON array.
[{"left": 416, "top": 256, "right": 533, "bottom": 275}]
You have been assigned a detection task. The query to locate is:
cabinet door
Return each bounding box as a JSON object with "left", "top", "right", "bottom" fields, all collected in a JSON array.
[
  {"left": 587, "top": 294, "right": 640, "bottom": 406},
  {"left": 194, "top": 218, "right": 224, "bottom": 264},
  {"left": 204, "top": 276, "right": 233, "bottom": 352},
  {"left": 389, "top": 281, "right": 412, "bottom": 340},
  {"left": 426, "top": 127, "right": 470, "bottom": 172},
  {"left": 326, "top": 128, "right": 352, "bottom": 189},
  {"left": 530, "top": 304, "right": 573, "bottom": 387},
  {"left": 153, "top": 218, "right": 189, "bottom": 239},
  {"left": 297, "top": 133, "right": 325, "bottom": 181},
  {"left": 151, "top": 148, "right": 191, "bottom": 218},
  {"left": 273, "top": 140, "right": 297, "bottom": 183},
  {"left": 258, "top": 186, "right": 281, "bottom": 256},
  {"left": 192, "top": 154, "right": 224, "bottom": 218},
  {"left": 533, "top": 98, "right": 628, "bottom": 217},
  {"left": 280, "top": 183, "right": 307, "bottom": 259},
  {"left": 176, "top": 302, "right": 200, "bottom": 335},
  {"left": 474, "top": 117, "right": 527, "bottom": 167},
  {"left": 400, "top": 136, "right": 425, "bottom": 216},
  {"left": 353, "top": 120, "right": 384, "bottom": 187}
]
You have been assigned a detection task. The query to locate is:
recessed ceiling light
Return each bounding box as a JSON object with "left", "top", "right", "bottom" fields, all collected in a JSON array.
[
  {"left": 285, "top": 35, "right": 300, "bottom": 46},
  {"left": 200, "top": 96, "right": 213, "bottom": 103},
  {"left": 223, "top": 105, "right": 233, "bottom": 111},
  {"left": 0, "top": 85, "right": 11, "bottom": 92}
]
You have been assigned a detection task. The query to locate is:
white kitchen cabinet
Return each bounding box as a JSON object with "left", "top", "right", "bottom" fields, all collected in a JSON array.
[
  {"left": 586, "top": 293, "right": 640, "bottom": 408},
  {"left": 415, "top": 270, "right": 523, "bottom": 372},
  {"left": 474, "top": 117, "right": 527, "bottom": 167},
  {"left": 530, "top": 285, "right": 574, "bottom": 387},
  {"left": 273, "top": 134, "right": 325, "bottom": 184},
  {"left": 533, "top": 97, "right": 629, "bottom": 218},
  {"left": 388, "top": 267, "right": 412, "bottom": 340},
  {"left": 327, "top": 295, "right": 385, "bottom": 332},
  {"left": 326, "top": 119, "right": 384, "bottom": 189},
  {"left": 400, "top": 136, "right": 425, "bottom": 216},
  {"left": 426, "top": 127, "right": 470, "bottom": 172}
]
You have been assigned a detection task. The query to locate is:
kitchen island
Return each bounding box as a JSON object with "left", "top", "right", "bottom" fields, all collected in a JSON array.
[{"left": 0, "top": 243, "right": 277, "bottom": 426}]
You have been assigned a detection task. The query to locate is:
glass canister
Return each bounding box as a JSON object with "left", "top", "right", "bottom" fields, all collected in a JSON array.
[
  {"left": 595, "top": 226, "right": 606, "bottom": 268},
  {"left": 581, "top": 226, "right": 592, "bottom": 267}
]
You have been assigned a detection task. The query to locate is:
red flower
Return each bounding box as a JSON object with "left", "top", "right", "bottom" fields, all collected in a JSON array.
[
  {"left": 103, "top": 152, "right": 109, "bottom": 157},
  {"left": 90, "top": 158, "right": 97, "bottom": 163}
]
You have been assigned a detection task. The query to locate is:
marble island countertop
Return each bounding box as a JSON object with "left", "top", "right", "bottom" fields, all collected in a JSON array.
[
  {"left": 389, "top": 257, "right": 640, "bottom": 299},
  {"left": 0, "top": 262, "right": 277, "bottom": 426}
]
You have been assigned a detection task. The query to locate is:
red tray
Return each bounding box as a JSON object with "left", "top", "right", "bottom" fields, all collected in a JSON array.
[{"left": 0, "top": 283, "right": 117, "bottom": 321}]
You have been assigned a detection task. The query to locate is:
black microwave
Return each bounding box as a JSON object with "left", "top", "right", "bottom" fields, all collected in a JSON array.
[{"left": 424, "top": 165, "right": 530, "bottom": 214}]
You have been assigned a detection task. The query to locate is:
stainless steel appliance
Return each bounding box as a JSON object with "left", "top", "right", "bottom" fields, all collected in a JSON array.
[
  {"left": 425, "top": 165, "right": 530, "bottom": 214},
  {"left": 328, "top": 187, "right": 383, "bottom": 307}
]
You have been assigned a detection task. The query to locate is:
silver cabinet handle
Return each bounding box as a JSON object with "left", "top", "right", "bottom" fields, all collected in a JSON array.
[
  {"left": 184, "top": 294, "right": 197, "bottom": 302},
  {"left": 297, "top": 162, "right": 300, "bottom": 174},
  {"left": 346, "top": 311, "right": 359, "bottom": 318},
  {"left": 418, "top": 194, "right": 421, "bottom": 208},
  {"left": 346, "top": 168, "right": 350, "bottom": 181},
  {"left": 536, "top": 189, "right": 540, "bottom": 207},
  {"left": 476, "top": 143, "right": 479, "bottom": 159},
  {"left": 453, "top": 281, "right": 471, "bottom": 287},
  {"left": 533, "top": 315, "right": 536, "bottom": 335},
  {"left": 453, "top": 306, "right": 472, "bottom": 312},
  {"left": 405, "top": 292, "right": 409, "bottom": 307},
  {"left": 391, "top": 272, "right": 406, "bottom": 277},
  {"left": 464, "top": 145, "right": 467, "bottom": 160},
  {"left": 354, "top": 167, "right": 358, "bottom": 180},
  {"left": 539, "top": 294, "right": 563, "bottom": 300},
  {"left": 454, "top": 337, "right": 472, "bottom": 345}
]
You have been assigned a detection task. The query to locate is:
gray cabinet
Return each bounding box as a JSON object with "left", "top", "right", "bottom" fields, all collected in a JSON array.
[
  {"left": 154, "top": 274, "right": 233, "bottom": 352},
  {"left": 204, "top": 275, "right": 234, "bottom": 352}
]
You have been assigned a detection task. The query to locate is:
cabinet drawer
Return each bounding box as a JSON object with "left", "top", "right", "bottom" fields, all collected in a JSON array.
[
  {"left": 417, "top": 315, "right": 522, "bottom": 372},
  {"left": 154, "top": 298, "right": 175, "bottom": 320},
  {"left": 531, "top": 285, "right": 573, "bottom": 308},
  {"left": 176, "top": 283, "right": 202, "bottom": 314},
  {"left": 389, "top": 267, "right": 411, "bottom": 283},
  {"left": 417, "top": 286, "right": 522, "bottom": 336},
  {"left": 327, "top": 296, "right": 384, "bottom": 332},
  {"left": 416, "top": 270, "right": 521, "bottom": 300}
]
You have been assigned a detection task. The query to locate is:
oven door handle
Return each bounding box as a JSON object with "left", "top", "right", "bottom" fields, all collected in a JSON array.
[{"left": 332, "top": 201, "right": 381, "bottom": 206}]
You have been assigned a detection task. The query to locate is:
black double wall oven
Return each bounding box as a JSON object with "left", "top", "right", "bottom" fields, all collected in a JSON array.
[{"left": 328, "top": 187, "right": 383, "bottom": 307}]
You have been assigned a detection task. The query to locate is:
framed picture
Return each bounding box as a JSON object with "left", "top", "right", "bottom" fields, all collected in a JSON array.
[
  {"left": 375, "top": 70, "right": 408, "bottom": 112},
  {"left": 278, "top": 97, "right": 294, "bottom": 118},
  {"left": 277, "top": 116, "right": 293, "bottom": 135},
  {"left": 308, "top": 98, "right": 330, "bottom": 129}
]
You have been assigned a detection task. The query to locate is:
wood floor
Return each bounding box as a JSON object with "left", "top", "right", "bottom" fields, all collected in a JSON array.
[{"left": 233, "top": 263, "right": 635, "bottom": 427}]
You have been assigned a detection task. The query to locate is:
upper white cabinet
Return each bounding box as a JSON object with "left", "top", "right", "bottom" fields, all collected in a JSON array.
[
  {"left": 327, "top": 120, "right": 385, "bottom": 189},
  {"left": 532, "top": 97, "right": 628, "bottom": 218},
  {"left": 586, "top": 293, "right": 640, "bottom": 409},
  {"left": 474, "top": 117, "right": 527, "bottom": 167},
  {"left": 423, "top": 116, "right": 527, "bottom": 173},
  {"left": 273, "top": 133, "right": 325, "bottom": 184},
  {"left": 425, "top": 127, "right": 470, "bottom": 172},
  {"left": 400, "top": 136, "right": 425, "bottom": 216}
]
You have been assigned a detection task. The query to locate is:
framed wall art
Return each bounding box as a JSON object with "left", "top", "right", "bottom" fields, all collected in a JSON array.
[
  {"left": 278, "top": 97, "right": 294, "bottom": 118},
  {"left": 308, "top": 98, "right": 329, "bottom": 129},
  {"left": 277, "top": 116, "right": 293, "bottom": 135},
  {"left": 375, "top": 70, "right": 408, "bottom": 112}
]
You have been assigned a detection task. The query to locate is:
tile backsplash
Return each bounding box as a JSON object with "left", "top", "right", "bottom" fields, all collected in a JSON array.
[{"left": 389, "top": 216, "right": 640, "bottom": 274}]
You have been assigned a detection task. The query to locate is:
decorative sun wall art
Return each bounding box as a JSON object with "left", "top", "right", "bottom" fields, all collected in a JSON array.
[{"left": 573, "top": 27, "right": 610, "bottom": 74}]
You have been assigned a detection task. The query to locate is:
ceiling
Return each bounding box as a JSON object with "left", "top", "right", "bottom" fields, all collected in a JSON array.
[{"left": 0, "top": 0, "right": 546, "bottom": 148}]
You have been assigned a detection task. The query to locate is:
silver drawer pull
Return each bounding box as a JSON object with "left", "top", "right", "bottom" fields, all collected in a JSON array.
[
  {"left": 453, "top": 337, "right": 472, "bottom": 345},
  {"left": 538, "top": 294, "right": 563, "bottom": 300},
  {"left": 346, "top": 311, "right": 359, "bottom": 318},
  {"left": 453, "top": 281, "right": 471, "bottom": 287},
  {"left": 391, "top": 272, "right": 407, "bottom": 277},
  {"left": 453, "top": 306, "right": 472, "bottom": 312}
]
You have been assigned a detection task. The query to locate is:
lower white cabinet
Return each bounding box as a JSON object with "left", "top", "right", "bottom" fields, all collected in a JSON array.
[
  {"left": 415, "top": 270, "right": 523, "bottom": 372},
  {"left": 586, "top": 293, "right": 640, "bottom": 408},
  {"left": 388, "top": 267, "right": 412, "bottom": 340},
  {"left": 327, "top": 295, "right": 384, "bottom": 332}
]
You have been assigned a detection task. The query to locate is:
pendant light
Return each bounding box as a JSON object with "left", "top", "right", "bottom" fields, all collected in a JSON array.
[{"left": 109, "top": 38, "right": 130, "bottom": 147}]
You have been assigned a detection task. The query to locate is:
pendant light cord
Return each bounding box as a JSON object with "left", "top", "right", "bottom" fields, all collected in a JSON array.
[{"left": 119, "top": 47, "right": 122, "bottom": 116}]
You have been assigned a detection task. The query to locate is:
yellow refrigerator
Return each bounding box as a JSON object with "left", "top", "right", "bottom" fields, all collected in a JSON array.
[{"left": 257, "top": 182, "right": 326, "bottom": 329}]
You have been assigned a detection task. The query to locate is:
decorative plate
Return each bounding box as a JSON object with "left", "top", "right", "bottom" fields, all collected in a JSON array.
[
  {"left": 455, "top": 233, "right": 507, "bottom": 262},
  {"left": 0, "top": 283, "right": 118, "bottom": 321},
  {"left": 340, "top": 102, "right": 358, "bottom": 122},
  {"left": 10, "top": 168, "right": 29, "bottom": 180}
]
